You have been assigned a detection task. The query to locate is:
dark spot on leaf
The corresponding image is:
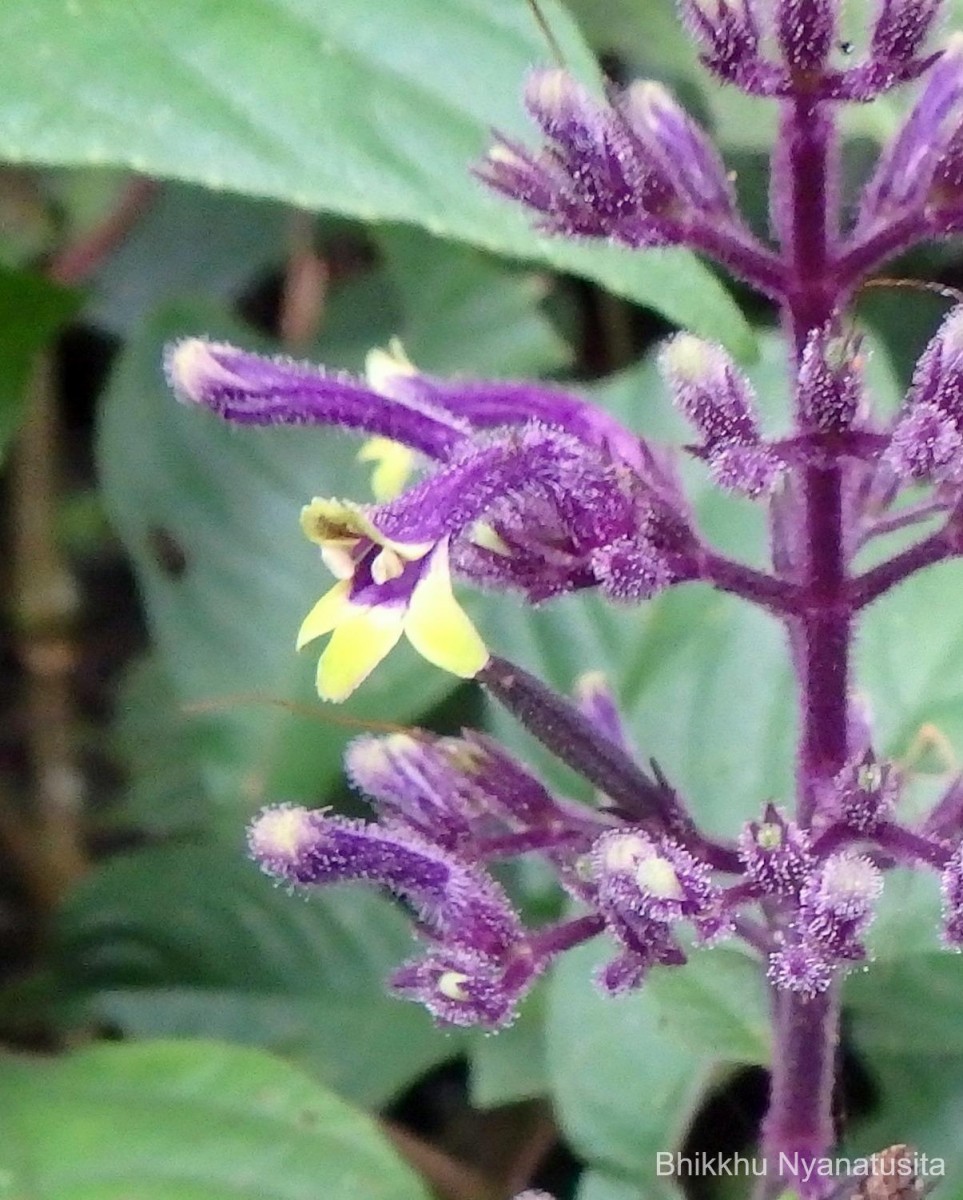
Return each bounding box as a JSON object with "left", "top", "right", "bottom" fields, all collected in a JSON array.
[{"left": 146, "top": 526, "right": 188, "bottom": 578}]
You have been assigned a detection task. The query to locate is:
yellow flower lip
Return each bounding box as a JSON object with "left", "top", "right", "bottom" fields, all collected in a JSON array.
[
  {"left": 296, "top": 540, "right": 489, "bottom": 702},
  {"left": 300, "top": 497, "right": 433, "bottom": 563}
]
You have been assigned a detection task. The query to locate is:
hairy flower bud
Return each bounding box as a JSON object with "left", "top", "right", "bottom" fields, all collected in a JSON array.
[
  {"left": 887, "top": 307, "right": 963, "bottom": 479},
  {"left": 797, "top": 324, "right": 865, "bottom": 433},
  {"left": 799, "top": 852, "right": 883, "bottom": 958},
  {"left": 871, "top": 0, "right": 942, "bottom": 65},
  {"left": 660, "top": 334, "right": 782, "bottom": 496},
  {"left": 859, "top": 36, "right": 963, "bottom": 228},
  {"left": 827, "top": 752, "right": 898, "bottom": 833},
  {"left": 618, "top": 81, "right": 736, "bottom": 217},
  {"left": 739, "top": 804, "right": 813, "bottom": 897},
  {"left": 775, "top": 0, "right": 838, "bottom": 72}
]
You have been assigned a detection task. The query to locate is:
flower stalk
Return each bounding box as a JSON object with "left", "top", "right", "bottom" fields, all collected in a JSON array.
[{"left": 167, "top": 1, "right": 963, "bottom": 1195}]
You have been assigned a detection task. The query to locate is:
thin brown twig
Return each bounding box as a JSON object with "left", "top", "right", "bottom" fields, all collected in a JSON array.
[
  {"left": 9, "top": 353, "right": 86, "bottom": 912},
  {"left": 47, "top": 175, "right": 160, "bottom": 287},
  {"left": 3, "top": 173, "right": 160, "bottom": 911},
  {"left": 499, "top": 1105, "right": 557, "bottom": 1199},
  {"left": 382, "top": 1120, "right": 495, "bottom": 1200},
  {"left": 279, "top": 208, "right": 328, "bottom": 350}
]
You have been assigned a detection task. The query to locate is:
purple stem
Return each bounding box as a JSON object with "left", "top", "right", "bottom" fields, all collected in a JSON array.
[
  {"left": 686, "top": 220, "right": 788, "bottom": 300},
  {"left": 760, "top": 92, "right": 846, "bottom": 1197},
  {"left": 760, "top": 984, "right": 841, "bottom": 1196},
  {"left": 856, "top": 495, "right": 951, "bottom": 547},
  {"left": 834, "top": 212, "right": 930, "bottom": 295},
  {"left": 849, "top": 524, "right": 957, "bottom": 609},
  {"left": 700, "top": 549, "right": 800, "bottom": 615}
]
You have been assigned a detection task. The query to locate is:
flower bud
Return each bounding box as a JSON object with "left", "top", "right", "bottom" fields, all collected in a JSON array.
[
  {"left": 775, "top": 0, "right": 838, "bottom": 72},
  {"left": 660, "top": 334, "right": 783, "bottom": 496},
  {"left": 871, "top": 0, "right": 941, "bottom": 65},
  {"left": 886, "top": 307, "right": 963, "bottom": 479},
  {"left": 738, "top": 804, "right": 813, "bottom": 897},
  {"left": 619, "top": 81, "right": 736, "bottom": 217},
  {"left": 797, "top": 324, "right": 865, "bottom": 433}
]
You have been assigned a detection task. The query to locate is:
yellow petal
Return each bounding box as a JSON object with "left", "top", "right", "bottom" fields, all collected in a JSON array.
[
  {"left": 357, "top": 436, "right": 416, "bottom": 501},
  {"left": 404, "top": 543, "right": 489, "bottom": 679},
  {"left": 300, "top": 495, "right": 431, "bottom": 561},
  {"left": 296, "top": 580, "right": 351, "bottom": 650},
  {"left": 316, "top": 604, "right": 406, "bottom": 701},
  {"left": 365, "top": 339, "right": 416, "bottom": 392}
]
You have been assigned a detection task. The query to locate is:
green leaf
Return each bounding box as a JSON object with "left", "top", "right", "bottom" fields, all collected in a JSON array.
[
  {"left": 469, "top": 982, "right": 548, "bottom": 1108},
  {"left": 645, "top": 948, "right": 770, "bottom": 1065},
  {"left": 86, "top": 183, "right": 287, "bottom": 337},
  {"left": 0, "top": 0, "right": 753, "bottom": 352},
  {"left": 0, "top": 264, "right": 79, "bottom": 458},
  {"left": 96, "top": 299, "right": 460, "bottom": 812},
  {"left": 53, "top": 842, "right": 460, "bottom": 1106},
  {"left": 377, "top": 225, "right": 570, "bottom": 376},
  {"left": 546, "top": 937, "right": 716, "bottom": 1193},
  {"left": 0, "top": 1039, "right": 429, "bottom": 1200},
  {"left": 577, "top": 1170, "right": 646, "bottom": 1200},
  {"left": 846, "top": 871, "right": 963, "bottom": 1057}
]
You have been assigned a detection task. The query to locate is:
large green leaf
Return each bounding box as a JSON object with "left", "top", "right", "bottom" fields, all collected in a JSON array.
[
  {"left": 0, "top": 0, "right": 753, "bottom": 353},
  {"left": 0, "top": 1040, "right": 429, "bottom": 1200},
  {"left": 468, "top": 982, "right": 548, "bottom": 1108},
  {"left": 546, "top": 938, "right": 720, "bottom": 1196},
  {"left": 53, "top": 842, "right": 460, "bottom": 1106}
]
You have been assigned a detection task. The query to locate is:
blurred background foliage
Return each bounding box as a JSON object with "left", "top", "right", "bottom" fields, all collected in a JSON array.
[{"left": 1, "top": 1, "right": 963, "bottom": 1198}]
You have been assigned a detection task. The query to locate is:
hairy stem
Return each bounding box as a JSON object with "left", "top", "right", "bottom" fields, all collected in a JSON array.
[
  {"left": 761, "top": 92, "right": 848, "bottom": 1195},
  {"left": 760, "top": 984, "right": 841, "bottom": 1198}
]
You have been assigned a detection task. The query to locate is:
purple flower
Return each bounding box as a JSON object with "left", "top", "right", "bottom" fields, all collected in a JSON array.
[
  {"left": 477, "top": 69, "right": 736, "bottom": 247},
  {"left": 886, "top": 306, "right": 963, "bottom": 480},
  {"left": 739, "top": 804, "right": 813, "bottom": 898},
  {"left": 247, "top": 805, "right": 522, "bottom": 958},
  {"left": 659, "top": 333, "right": 783, "bottom": 496}
]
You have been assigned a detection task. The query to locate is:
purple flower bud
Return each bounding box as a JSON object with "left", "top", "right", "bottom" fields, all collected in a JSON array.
[
  {"left": 885, "top": 402, "right": 963, "bottom": 479},
  {"left": 592, "top": 829, "right": 728, "bottom": 940},
  {"left": 345, "top": 733, "right": 476, "bottom": 850},
  {"left": 661, "top": 333, "right": 759, "bottom": 444},
  {"left": 775, "top": 0, "right": 838, "bottom": 72},
  {"left": 738, "top": 803, "right": 813, "bottom": 897},
  {"left": 247, "top": 806, "right": 522, "bottom": 957},
  {"left": 679, "top": 1, "right": 771, "bottom": 93},
  {"left": 886, "top": 308, "right": 963, "bottom": 479},
  {"left": 390, "top": 946, "right": 538, "bottom": 1029},
  {"left": 797, "top": 324, "right": 865, "bottom": 433},
  {"left": 574, "top": 671, "right": 629, "bottom": 749},
  {"left": 940, "top": 844, "right": 963, "bottom": 946},
  {"left": 348, "top": 727, "right": 596, "bottom": 843},
  {"left": 871, "top": 0, "right": 942, "bottom": 65},
  {"left": 798, "top": 851, "right": 882, "bottom": 959},
  {"left": 478, "top": 69, "right": 676, "bottom": 246},
  {"left": 660, "top": 334, "right": 783, "bottom": 497},
  {"left": 858, "top": 36, "right": 963, "bottom": 227},
  {"left": 617, "top": 81, "right": 736, "bottom": 217},
  {"left": 589, "top": 514, "right": 698, "bottom": 603},
  {"left": 767, "top": 941, "right": 835, "bottom": 998},
  {"left": 826, "top": 752, "right": 898, "bottom": 833},
  {"left": 365, "top": 349, "right": 647, "bottom": 470}
]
